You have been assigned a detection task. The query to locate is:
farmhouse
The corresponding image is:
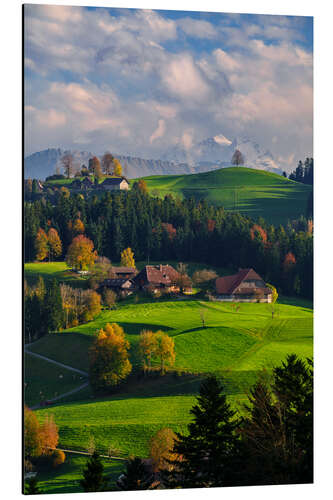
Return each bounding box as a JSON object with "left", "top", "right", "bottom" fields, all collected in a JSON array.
[
  {"left": 134, "top": 264, "right": 181, "bottom": 293},
  {"left": 215, "top": 268, "right": 272, "bottom": 302},
  {"left": 101, "top": 177, "right": 129, "bottom": 191},
  {"left": 109, "top": 266, "right": 137, "bottom": 279},
  {"left": 99, "top": 278, "right": 135, "bottom": 297}
]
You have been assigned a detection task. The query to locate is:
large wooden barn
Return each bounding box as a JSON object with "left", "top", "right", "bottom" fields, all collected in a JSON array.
[{"left": 215, "top": 268, "right": 272, "bottom": 302}]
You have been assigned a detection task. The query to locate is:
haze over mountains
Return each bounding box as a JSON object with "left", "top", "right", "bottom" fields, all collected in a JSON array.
[{"left": 24, "top": 135, "right": 283, "bottom": 180}]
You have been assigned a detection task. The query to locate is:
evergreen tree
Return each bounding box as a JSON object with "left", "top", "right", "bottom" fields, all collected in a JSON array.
[
  {"left": 163, "top": 376, "right": 241, "bottom": 488},
  {"left": 25, "top": 477, "right": 41, "bottom": 495},
  {"left": 80, "top": 452, "right": 108, "bottom": 492},
  {"left": 117, "top": 457, "right": 154, "bottom": 491},
  {"left": 44, "top": 279, "right": 63, "bottom": 333}
]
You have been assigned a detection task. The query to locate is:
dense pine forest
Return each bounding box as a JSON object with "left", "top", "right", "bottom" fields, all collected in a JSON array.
[{"left": 24, "top": 185, "right": 313, "bottom": 299}]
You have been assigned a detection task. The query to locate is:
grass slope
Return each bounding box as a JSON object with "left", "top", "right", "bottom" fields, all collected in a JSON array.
[
  {"left": 32, "top": 299, "right": 312, "bottom": 460},
  {"left": 133, "top": 167, "right": 312, "bottom": 225},
  {"left": 24, "top": 262, "right": 89, "bottom": 288},
  {"left": 36, "top": 454, "right": 124, "bottom": 494},
  {"left": 24, "top": 353, "right": 85, "bottom": 408}
]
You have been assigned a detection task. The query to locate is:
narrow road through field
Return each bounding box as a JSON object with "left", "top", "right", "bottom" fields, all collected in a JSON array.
[
  {"left": 52, "top": 448, "right": 127, "bottom": 461},
  {"left": 25, "top": 347, "right": 88, "bottom": 377},
  {"left": 25, "top": 343, "right": 89, "bottom": 408},
  {"left": 30, "top": 382, "right": 89, "bottom": 410}
]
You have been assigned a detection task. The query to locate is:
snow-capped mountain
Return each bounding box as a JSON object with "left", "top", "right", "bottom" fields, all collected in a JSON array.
[
  {"left": 163, "top": 135, "right": 283, "bottom": 174},
  {"left": 24, "top": 135, "right": 283, "bottom": 180}
]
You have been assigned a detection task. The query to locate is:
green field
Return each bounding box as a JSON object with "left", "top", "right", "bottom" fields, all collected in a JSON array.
[
  {"left": 35, "top": 453, "right": 124, "bottom": 494},
  {"left": 24, "top": 353, "right": 85, "bottom": 407},
  {"left": 32, "top": 298, "right": 312, "bottom": 475},
  {"left": 132, "top": 167, "right": 312, "bottom": 225},
  {"left": 24, "top": 262, "right": 90, "bottom": 288}
]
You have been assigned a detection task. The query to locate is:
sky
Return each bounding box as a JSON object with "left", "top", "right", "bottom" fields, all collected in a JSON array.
[{"left": 24, "top": 4, "right": 313, "bottom": 170}]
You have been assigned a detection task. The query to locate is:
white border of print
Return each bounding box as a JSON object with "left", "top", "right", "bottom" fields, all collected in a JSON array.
[{"left": 1, "top": 1, "right": 332, "bottom": 499}]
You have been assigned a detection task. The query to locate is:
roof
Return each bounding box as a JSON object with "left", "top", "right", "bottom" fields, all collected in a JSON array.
[
  {"left": 102, "top": 177, "right": 129, "bottom": 186},
  {"left": 215, "top": 268, "right": 268, "bottom": 295},
  {"left": 101, "top": 278, "right": 134, "bottom": 288},
  {"left": 135, "top": 265, "right": 180, "bottom": 285},
  {"left": 110, "top": 267, "right": 137, "bottom": 275}
]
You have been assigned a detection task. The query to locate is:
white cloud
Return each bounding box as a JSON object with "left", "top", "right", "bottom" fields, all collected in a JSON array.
[
  {"left": 24, "top": 6, "right": 313, "bottom": 168},
  {"left": 150, "top": 119, "right": 166, "bottom": 143},
  {"left": 161, "top": 54, "right": 210, "bottom": 101},
  {"left": 178, "top": 18, "right": 217, "bottom": 39}
]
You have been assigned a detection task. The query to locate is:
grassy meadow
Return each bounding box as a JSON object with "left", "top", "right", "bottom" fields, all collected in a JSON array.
[
  {"left": 31, "top": 298, "right": 313, "bottom": 470},
  {"left": 25, "top": 259, "right": 313, "bottom": 493},
  {"left": 132, "top": 167, "right": 312, "bottom": 225},
  {"left": 24, "top": 262, "right": 90, "bottom": 288}
]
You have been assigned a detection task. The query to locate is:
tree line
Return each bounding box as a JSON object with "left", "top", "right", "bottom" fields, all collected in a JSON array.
[
  {"left": 24, "top": 186, "right": 313, "bottom": 298},
  {"left": 24, "top": 277, "right": 102, "bottom": 342},
  {"left": 285, "top": 157, "right": 314, "bottom": 185}
]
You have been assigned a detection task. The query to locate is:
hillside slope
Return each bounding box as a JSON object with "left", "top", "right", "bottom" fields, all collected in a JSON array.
[{"left": 134, "top": 167, "right": 312, "bottom": 225}]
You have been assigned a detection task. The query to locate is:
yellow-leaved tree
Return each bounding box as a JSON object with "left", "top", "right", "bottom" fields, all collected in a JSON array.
[
  {"left": 156, "top": 331, "right": 175, "bottom": 375},
  {"left": 66, "top": 235, "right": 97, "bottom": 271},
  {"left": 89, "top": 323, "right": 132, "bottom": 392},
  {"left": 120, "top": 247, "right": 135, "bottom": 268},
  {"left": 139, "top": 330, "right": 158, "bottom": 372},
  {"left": 35, "top": 228, "right": 49, "bottom": 261},
  {"left": 47, "top": 228, "right": 62, "bottom": 260},
  {"left": 113, "top": 158, "right": 122, "bottom": 177}
]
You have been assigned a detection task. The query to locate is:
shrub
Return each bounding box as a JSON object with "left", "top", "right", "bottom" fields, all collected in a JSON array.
[{"left": 52, "top": 449, "right": 66, "bottom": 467}]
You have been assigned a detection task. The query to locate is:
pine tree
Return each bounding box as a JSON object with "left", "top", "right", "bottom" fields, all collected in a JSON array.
[
  {"left": 117, "top": 457, "right": 153, "bottom": 490},
  {"left": 163, "top": 376, "right": 241, "bottom": 488},
  {"left": 80, "top": 452, "right": 108, "bottom": 492},
  {"left": 44, "top": 279, "right": 63, "bottom": 333},
  {"left": 25, "top": 477, "right": 41, "bottom": 495}
]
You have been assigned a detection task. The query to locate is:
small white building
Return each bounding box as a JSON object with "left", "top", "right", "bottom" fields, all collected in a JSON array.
[{"left": 101, "top": 177, "right": 129, "bottom": 191}]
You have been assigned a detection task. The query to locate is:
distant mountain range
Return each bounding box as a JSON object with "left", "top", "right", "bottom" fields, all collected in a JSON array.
[{"left": 24, "top": 135, "right": 283, "bottom": 180}]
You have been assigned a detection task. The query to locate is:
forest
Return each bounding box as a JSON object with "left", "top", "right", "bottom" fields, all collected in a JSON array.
[{"left": 24, "top": 184, "right": 313, "bottom": 299}]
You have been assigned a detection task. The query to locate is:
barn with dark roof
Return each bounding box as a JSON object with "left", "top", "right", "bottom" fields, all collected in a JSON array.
[
  {"left": 101, "top": 177, "right": 129, "bottom": 191},
  {"left": 215, "top": 268, "right": 272, "bottom": 302}
]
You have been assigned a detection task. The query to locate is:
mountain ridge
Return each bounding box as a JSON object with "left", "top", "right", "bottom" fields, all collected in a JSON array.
[{"left": 24, "top": 135, "right": 283, "bottom": 180}]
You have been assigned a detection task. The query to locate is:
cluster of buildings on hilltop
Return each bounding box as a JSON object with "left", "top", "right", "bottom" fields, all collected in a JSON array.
[
  {"left": 70, "top": 176, "right": 130, "bottom": 191},
  {"left": 99, "top": 265, "right": 273, "bottom": 303}
]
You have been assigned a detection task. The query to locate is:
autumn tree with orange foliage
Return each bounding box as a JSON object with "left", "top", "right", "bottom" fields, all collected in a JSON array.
[
  {"left": 89, "top": 323, "right": 132, "bottom": 392},
  {"left": 24, "top": 406, "right": 43, "bottom": 459},
  {"left": 40, "top": 414, "right": 59, "bottom": 452},
  {"left": 66, "top": 235, "right": 97, "bottom": 271},
  {"left": 35, "top": 228, "right": 49, "bottom": 261},
  {"left": 24, "top": 407, "right": 59, "bottom": 460},
  {"left": 48, "top": 228, "right": 62, "bottom": 260},
  {"left": 283, "top": 251, "right": 296, "bottom": 272},
  {"left": 162, "top": 222, "right": 177, "bottom": 240},
  {"left": 137, "top": 179, "right": 148, "bottom": 194},
  {"left": 149, "top": 428, "right": 178, "bottom": 472},
  {"left": 250, "top": 224, "right": 268, "bottom": 245}
]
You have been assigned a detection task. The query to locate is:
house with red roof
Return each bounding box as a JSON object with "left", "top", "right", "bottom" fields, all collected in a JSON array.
[
  {"left": 134, "top": 264, "right": 183, "bottom": 293},
  {"left": 215, "top": 268, "right": 272, "bottom": 302}
]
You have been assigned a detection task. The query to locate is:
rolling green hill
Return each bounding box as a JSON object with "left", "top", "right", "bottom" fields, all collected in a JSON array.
[
  {"left": 32, "top": 299, "right": 313, "bottom": 475},
  {"left": 133, "top": 167, "right": 312, "bottom": 225}
]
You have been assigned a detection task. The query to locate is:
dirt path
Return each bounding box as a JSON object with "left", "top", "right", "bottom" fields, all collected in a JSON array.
[
  {"left": 25, "top": 347, "right": 88, "bottom": 377},
  {"left": 53, "top": 447, "right": 127, "bottom": 461},
  {"left": 25, "top": 344, "right": 89, "bottom": 408},
  {"left": 30, "top": 382, "right": 89, "bottom": 410}
]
